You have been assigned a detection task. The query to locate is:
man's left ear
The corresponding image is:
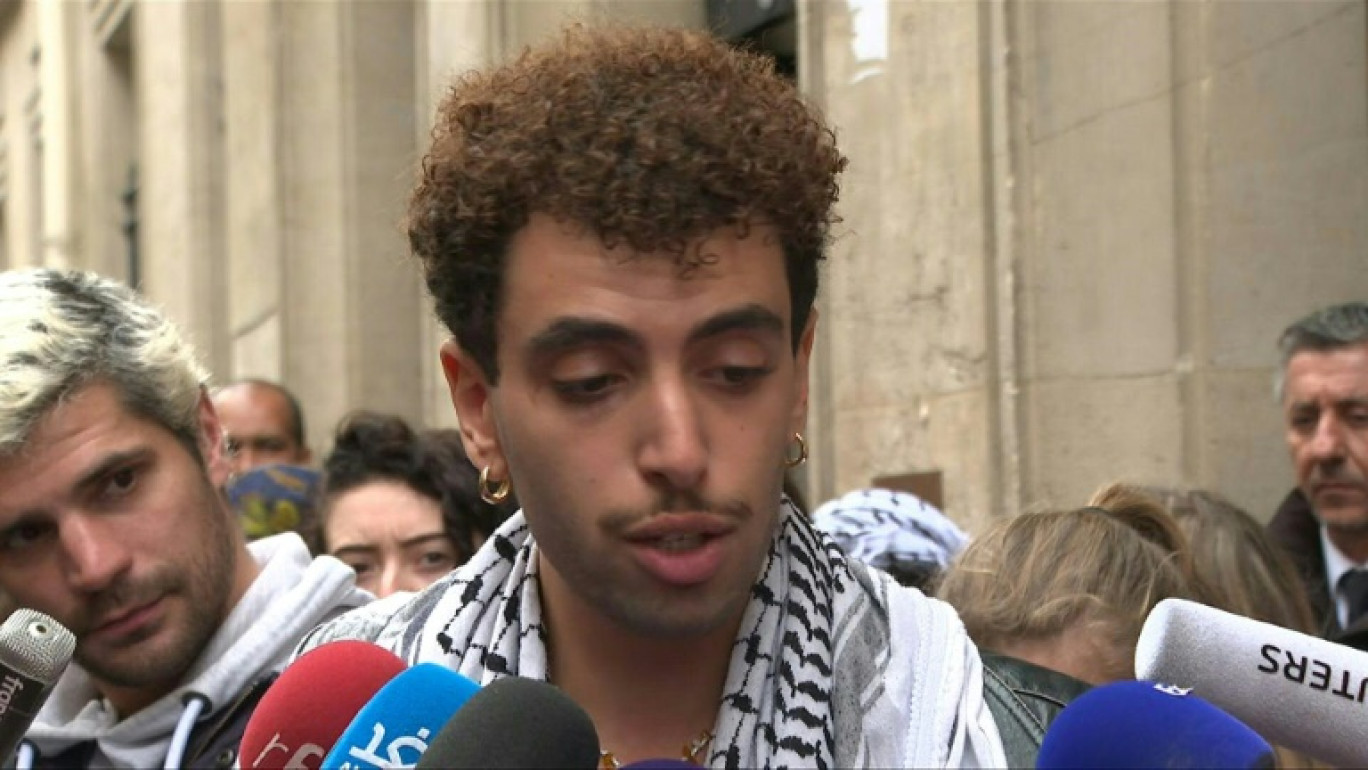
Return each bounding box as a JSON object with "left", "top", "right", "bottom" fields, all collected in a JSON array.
[
  {"left": 791, "top": 308, "right": 818, "bottom": 433},
  {"left": 196, "top": 389, "right": 231, "bottom": 487}
]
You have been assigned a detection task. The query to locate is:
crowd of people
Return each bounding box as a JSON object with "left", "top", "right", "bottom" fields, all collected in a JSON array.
[{"left": 0, "top": 21, "right": 1362, "bottom": 770}]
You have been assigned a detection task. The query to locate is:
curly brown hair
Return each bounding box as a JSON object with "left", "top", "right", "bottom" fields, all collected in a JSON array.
[{"left": 408, "top": 24, "right": 847, "bottom": 381}]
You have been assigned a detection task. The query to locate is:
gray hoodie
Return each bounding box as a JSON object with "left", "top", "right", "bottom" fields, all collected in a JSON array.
[{"left": 18, "top": 533, "right": 372, "bottom": 769}]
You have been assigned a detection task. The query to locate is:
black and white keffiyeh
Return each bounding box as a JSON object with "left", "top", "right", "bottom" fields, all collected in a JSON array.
[
  {"left": 811, "top": 488, "right": 969, "bottom": 573},
  {"left": 299, "top": 501, "right": 1003, "bottom": 768}
]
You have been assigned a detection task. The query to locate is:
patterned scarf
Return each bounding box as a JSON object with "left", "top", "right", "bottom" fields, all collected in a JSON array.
[
  {"left": 812, "top": 487, "right": 969, "bottom": 573},
  {"left": 303, "top": 501, "right": 1002, "bottom": 768}
]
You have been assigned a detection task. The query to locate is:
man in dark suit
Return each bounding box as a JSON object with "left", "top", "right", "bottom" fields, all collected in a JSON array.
[{"left": 1267, "top": 302, "right": 1368, "bottom": 649}]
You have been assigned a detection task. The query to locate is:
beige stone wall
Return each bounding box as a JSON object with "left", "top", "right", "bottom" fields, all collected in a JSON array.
[
  {"left": 0, "top": 0, "right": 38, "bottom": 271},
  {"left": 143, "top": 0, "right": 425, "bottom": 455},
  {"left": 805, "top": 0, "right": 1001, "bottom": 532},
  {"left": 2, "top": 0, "right": 1364, "bottom": 525},
  {"left": 807, "top": 0, "right": 1368, "bottom": 530},
  {"left": 136, "top": 1, "right": 230, "bottom": 379}
]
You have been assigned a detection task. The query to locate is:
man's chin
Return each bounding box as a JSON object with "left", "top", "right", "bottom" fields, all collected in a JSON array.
[
  {"left": 77, "top": 638, "right": 195, "bottom": 690},
  {"left": 601, "top": 587, "right": 749, "bottom": 640},
  {"left": 1315, "top": 505, "right": 1368, "bottom": 537}
]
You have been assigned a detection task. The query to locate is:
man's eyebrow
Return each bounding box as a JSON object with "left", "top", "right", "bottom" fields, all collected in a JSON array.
[
  {"left": 527, "top": 305, "right": 786, "bottom": 361},
  {"left": 1288, "top": 396, "right": 1368, "bottom": 411},
  {"left": 686, "top": 304, "right": 785, "bottom": 344},
  {"left": 527, "top": 319, "right": 643, "bottom": 360},
  {"left": 73, "top": 448, "right": 153, "bottom": 497}
]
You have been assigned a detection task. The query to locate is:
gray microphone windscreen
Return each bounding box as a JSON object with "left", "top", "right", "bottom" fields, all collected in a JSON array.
[
  {"left": 0, "top": 608, "right": 75, "bottom": 765},
  {"left": 1136, "top": 597, "right": 1368, "bottom": 769},
  {"left": 0, "top": 609, "right": 75, "bottom": 685}
]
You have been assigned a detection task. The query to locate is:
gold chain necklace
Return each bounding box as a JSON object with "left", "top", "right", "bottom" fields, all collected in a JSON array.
[{"left": 598, "top": 729, "right": 714, "bottom": 769}]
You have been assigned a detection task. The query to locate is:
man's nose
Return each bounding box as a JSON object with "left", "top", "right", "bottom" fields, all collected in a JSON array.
[
  {"left": 1310, "top": 413, "right": 1347, "bottom": 461},
  {"left": 61, "top": 517, "right": 132, "bottom": 593},
  {"left": 637, "top": 378, "right": 708, "bottom": 492}
]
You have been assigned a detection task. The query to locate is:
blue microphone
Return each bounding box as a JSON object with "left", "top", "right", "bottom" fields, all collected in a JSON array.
[
  {"left": 1036, "top": 679, "right": 1274, "bottom": 769},
  {"left": 320, "top": 663, "right": 481, "bottom": 770}
]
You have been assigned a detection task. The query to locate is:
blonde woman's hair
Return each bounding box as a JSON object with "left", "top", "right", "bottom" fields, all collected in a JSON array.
[
  {"left": 936, "top": 482, "right": 1196, "bottom": 683},
  {"left": 1137, "top": 484, "right": 1328, "bottom": 768},
  {"left": 1136, "top": 485, "right": 1317, "bottom": 635}
]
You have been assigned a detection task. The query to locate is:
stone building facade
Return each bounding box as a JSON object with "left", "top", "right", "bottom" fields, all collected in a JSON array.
[{"left": 1, "top": 0, "right": 1364, "bottom": 532}]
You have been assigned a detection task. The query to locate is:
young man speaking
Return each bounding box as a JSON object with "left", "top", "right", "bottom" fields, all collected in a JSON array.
[{"left": 302, "top": 24, "right": 1005, "bottom": 768}]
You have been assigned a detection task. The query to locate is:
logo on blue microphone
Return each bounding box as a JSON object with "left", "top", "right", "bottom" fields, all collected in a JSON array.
[
  {"left": 1152, "top": 683, "right": 1193, "bottom": 697},
  {"left": 338, "top": 722, "right": 433, "bottom": 769}
]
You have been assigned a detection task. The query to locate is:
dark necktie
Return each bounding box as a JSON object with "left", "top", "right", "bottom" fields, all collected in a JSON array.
[{"left": 1338, "top": 569, "right": 1368, "bottom": 627}]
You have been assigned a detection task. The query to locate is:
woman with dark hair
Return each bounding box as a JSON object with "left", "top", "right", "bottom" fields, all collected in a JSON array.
[{"left": 312, "top": 410, "right": 513, "bottom": 597}]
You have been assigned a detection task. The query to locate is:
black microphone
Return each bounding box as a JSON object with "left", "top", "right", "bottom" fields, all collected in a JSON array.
[
  {"left": 0, "top": 609, "right": 75, "bottom": 765},
  {"left": 414, "top": 677, "right": 599, "bottom": 769}
]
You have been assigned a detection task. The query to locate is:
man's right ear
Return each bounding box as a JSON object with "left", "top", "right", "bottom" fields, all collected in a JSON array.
[{"left": 438, "top": 339, "right": 506, "bottom": 476}]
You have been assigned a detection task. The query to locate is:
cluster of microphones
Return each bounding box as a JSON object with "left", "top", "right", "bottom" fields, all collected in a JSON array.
[{"left": 0, "top": 598, "right": 1364, "bottom": 768}]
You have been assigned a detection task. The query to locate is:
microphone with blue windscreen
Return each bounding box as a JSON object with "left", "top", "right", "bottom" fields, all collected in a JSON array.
[
  {"left": 1036, "top": 679, "right": 1274, "bottom": 769},
  {"left": 320, "top": 663, "right": 481, "bottom": 770}
]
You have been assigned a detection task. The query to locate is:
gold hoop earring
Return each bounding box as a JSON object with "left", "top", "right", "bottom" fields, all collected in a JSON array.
[
  {"left": 479, "top": 466, "right": 512, "bottom": 504},
  {"left": 784, "top": 432, "right": 808, "bottom": 469}
]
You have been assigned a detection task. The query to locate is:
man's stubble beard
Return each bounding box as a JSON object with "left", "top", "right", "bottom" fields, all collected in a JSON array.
[{"left": 77, "top": 475, "right": 239, "bottom": 691}]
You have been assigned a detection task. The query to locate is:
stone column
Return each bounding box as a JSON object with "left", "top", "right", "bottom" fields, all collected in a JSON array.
[
  {"left": 136, "top": 0, "right": 228, "bottom": 376},
  {"left": 0, "top": 2, "right": 40, "bottom": 269},
  {"left": 806, "top": 0, "right": 1003, "bottom": 532},
  {"left": 274, "top": 0, "right": 422, "bottom": 450},
  {"left": 35, "top": 0, "right": 79, "bottom": 269}
]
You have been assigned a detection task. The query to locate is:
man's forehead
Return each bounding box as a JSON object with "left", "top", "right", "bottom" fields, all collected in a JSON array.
[
  {"left": 1287, "top": 346, "right": 1368, "bottom": 381},
  {"left": 1284, "top": 355, "right": 1368, "bottom": 407},
  {"left": 215, "top": 385, "right": 290, "bottom": 424},
  {"left": 217, "top": 382, "right": 284, "bottom": 408},
  {"left": 505, "top": 217, "right": 785, "bottom": 293},
  {"left": 0, "top": 388, "right": 155, "bottom": 508}
]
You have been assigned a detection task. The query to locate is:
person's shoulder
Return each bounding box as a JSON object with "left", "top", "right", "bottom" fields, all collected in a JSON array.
[
  {"left": 295, "top": 590, "right": 422, "bottom": 656},
  {"left": 855, "top": 558, "right": 963, "bottom": 622},
  {"left": 294, "top": 571, "right": 462, "bottom": 660}
]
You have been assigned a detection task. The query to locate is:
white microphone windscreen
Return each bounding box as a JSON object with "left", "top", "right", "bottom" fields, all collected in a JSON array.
[{"left": 1136, "top": 597, "right": 1368, "bottom": 768}]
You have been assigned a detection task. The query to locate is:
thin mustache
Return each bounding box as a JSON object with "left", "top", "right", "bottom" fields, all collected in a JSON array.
[{"left": 602, "top": 493, "right": 751, "bottom": 532}]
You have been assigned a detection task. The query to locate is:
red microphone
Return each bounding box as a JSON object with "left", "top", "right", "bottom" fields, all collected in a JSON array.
[{"left": 239, "top": 641, "right": 406, "bottom": 770}]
